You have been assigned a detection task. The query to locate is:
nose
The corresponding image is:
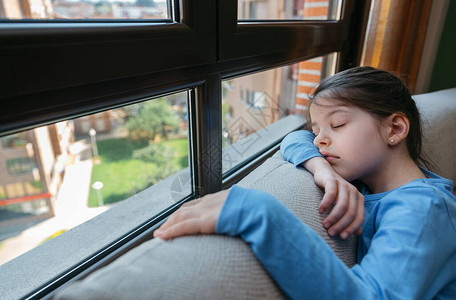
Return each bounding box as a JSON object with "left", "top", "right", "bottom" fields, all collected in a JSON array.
[{"left": 313, "top": 131, "right": 331, "bottom": 148}]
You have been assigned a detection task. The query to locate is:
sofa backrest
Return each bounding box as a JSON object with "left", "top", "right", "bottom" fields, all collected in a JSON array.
[{"left": 413, "top": 88, "right": 456, "bottom": 187}]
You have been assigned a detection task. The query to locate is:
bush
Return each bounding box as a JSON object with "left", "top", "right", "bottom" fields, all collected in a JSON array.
[{"left": 132, "top": 142, "right": 175, "bottom": 165}]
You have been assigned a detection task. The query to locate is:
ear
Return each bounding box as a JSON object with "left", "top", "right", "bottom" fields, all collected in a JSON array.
[{"left": 385, "top": 113, "right": 409, "bottom": 145}]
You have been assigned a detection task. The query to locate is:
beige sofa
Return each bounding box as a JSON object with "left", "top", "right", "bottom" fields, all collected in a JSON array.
[{"left": 54, "top": 88, "right": 456, "bottom": 299}]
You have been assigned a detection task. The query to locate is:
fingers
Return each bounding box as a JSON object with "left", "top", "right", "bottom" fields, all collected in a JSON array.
[
  {"left": 339, "top": 193, "right": 364, "bottom": 238},
  {"left": 320, "top": 180, "right": 364, "bottom": 239},
  {"left": 318, "top": 179, "right": 337, "bottom": 213},
  {"left": 154, "top": 206, "right": 210, "bottom": 240},
  {"left": 153, "top": 190, "right": 229, "bottom": 240},
  {"left": 322, "top": 185, "right": 349, "bottom": 228},
  {"left": 328, "top": 192, "right": 364, "bottom": 239},
  {"left": 154, "top": 217, "right": 214, "bottom": 240},
  {"left": 154, "top": 203, "right": 192, "bottom": 240},
  {"left": 180, "top": 198, "right": 200, "bottom": 208},
  {"left": 157, "top": 205, "right": 197, "bottom": 232}
]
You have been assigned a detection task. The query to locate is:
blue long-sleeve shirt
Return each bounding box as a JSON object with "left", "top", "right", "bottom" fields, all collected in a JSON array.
[{"left": 215, "top": 130, "right": 456, "bottom": 299}]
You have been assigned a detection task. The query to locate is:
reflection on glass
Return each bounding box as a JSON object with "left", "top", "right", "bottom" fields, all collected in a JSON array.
[
  {"left": 222, "top": 53, "right": 337, "bottom": 173},
  {"left": 0, "top": 91, "right": 189, "bottom": 266},
  {"left": 0, "top": 0, "right": 170, "bottom": 20},
  {"left": 238, "top": 0, "right": 342, "bottom": 21}
]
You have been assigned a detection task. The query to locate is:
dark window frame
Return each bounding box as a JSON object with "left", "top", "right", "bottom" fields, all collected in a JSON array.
[{"left": 0, "top": 0, "right": 371, "bottom": 297}]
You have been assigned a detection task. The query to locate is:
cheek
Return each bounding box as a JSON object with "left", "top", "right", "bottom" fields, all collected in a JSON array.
[{"left": 340, "top": 126, "right": 385, "bottom": 156}]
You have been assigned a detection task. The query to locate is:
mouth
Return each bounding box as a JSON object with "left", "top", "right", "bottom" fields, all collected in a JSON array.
[{"left": 320, "top": 151, "right": 340, "bottom": 162}]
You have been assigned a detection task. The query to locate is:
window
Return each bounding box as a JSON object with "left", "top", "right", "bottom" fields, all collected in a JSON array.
[
  {"left": 0, "top": 0, "right": 172, "bottom": 20},
  {"left": 6, "top": 157, "right": 35, "bottom": 175},
  {"left": 1, "top": 132, "right": 29, "bottom": 149},
  {"left": 238, "top": 0, "right": 343, "bottom": 21},
  {"left": 222, "top": 53, "right": 337, "bottom": 175},
  {"left": 0, "top": 92, "right": 191, "bottom": 266},
  {"left": 0, "top": 0, "right": 368, "bottom": 298}
]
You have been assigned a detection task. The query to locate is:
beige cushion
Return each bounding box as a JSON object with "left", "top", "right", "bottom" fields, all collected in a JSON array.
[
  {"left": 54, "top": 152, "right": 356, "bottom": 299},
  {"left": 54, "top": 235, "right": 285, "bottom": 300},
  {"left": 413, "top": 88, "right": 456, "bottom": 185}
]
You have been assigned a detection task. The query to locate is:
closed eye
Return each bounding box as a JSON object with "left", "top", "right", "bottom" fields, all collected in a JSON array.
[{"left": 332, "top": 124, "right": 345, "bottom": 129}]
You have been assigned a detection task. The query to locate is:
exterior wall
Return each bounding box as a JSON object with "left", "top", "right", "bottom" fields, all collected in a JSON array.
[
  {"left": 73, "top": 111, "right": 112, "bottom": 136},
  {"left": 225, "top": 0, "right": 332, "bottom": 143},
  {"left": 238, "top": 0, "right": 287, "bottom": 19},
  {"left": 295, "top": 57, "right": 324, "bottom": 114},
  {"left": 223, "top": 67, "right": 282, "bottom": 144},
  {"left": 0, "top": 0, "right": 22, "bottom": 18},
  {"left": 0, "top": 130, "right": 49, "bottom": 213},
  {"left": 0, "top": 121, "right": 73, "bottom": 217},
  {"left": 294, "top": 0, "right": 330, "bottom": 114},
  {"left": 0, "top": 132, "right": 37, "bottom": 187},
  {"left": 0, "top": 0, "right": 54, "bottom": 18},
  {"left": 35, "top": 126, "right": 55, "bottom": 187},
  {"left": 0, "top": 0, "right": 167, "bottom": 19}
]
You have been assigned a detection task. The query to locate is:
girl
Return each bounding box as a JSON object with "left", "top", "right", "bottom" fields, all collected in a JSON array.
[{"left": 154, "top": 67, "right": 456, "bottom": 299}]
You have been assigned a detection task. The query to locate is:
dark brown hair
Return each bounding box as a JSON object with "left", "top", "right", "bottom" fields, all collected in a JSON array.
[{"left": 308, "top": 66, "right": 433, "bottom": 170}]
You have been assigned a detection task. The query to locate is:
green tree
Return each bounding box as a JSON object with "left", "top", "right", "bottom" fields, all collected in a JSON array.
[{"left": 125, "top": 98, "right": 179, "bottom": 142}]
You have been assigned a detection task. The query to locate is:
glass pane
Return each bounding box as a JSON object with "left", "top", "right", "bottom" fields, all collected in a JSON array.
[
  {"left": 238, "top": 0, "right": 342, "bottom": 21},
  {"left": 222, "top": 53, "right": 337, "bottom": 173},
  {"left": 0, "top": 0, "right": 170, "bottom": 20},
  {"left": 0, "top": 91, "right": 190, "bottom": 266}
]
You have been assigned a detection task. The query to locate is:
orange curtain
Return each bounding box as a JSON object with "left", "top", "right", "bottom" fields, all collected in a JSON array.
[{"left": 362, "top": 0, "right": 433, "bottom": 93}]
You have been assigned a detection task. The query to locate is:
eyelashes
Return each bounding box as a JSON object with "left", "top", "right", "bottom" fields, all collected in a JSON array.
[
  {"left": 312, "top": 123, "right": 345, "bottom": 135},
  {"left": 332, "top": 124, "right": 345, "bottom": 129},
  {"left": 311, "top": 123, "right": 346, "bottom": 136}
]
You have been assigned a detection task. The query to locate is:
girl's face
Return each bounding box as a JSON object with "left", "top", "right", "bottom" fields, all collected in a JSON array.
[{"left": 309, "top": 98, "right": 390, "bottom": 183}]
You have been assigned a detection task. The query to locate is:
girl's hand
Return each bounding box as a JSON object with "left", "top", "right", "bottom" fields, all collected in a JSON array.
[
  {"left": 304, "top": 157, "right": 364, "bottom": 239},
  {"left": 153, "top": 189, "right": 230, "bottom": 240}
]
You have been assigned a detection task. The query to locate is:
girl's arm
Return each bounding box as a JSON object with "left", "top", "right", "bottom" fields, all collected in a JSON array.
[
  {"left": 216, "top": 185, "right": 455, "bottom": 300},
  {"left": 154, "top": 187, "right": 366, "bottom": 300},
  {"left": 216, "top": 186, "right": 372, "bottom": 299},
  {"left": 280, "top": 130, "right": 323, "bottom": 167},
  {"left": 155, "top": 185, "right": 455, "bottom": 299},
  {"left": 281, "top": 130, "right": 364, "bottom": 238}
]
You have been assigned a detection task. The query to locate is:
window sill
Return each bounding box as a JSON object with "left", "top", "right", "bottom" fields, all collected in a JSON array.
[
  {"left": 0, "top": 168, "right": 186, "bottom": 299},
  {"left": 223, "top": 114, "right": 305, "bottom": 175}
]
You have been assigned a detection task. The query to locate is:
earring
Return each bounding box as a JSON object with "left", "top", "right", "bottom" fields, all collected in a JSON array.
[{"left": 390, "top": 139, "right": 394, "bottom": 143}]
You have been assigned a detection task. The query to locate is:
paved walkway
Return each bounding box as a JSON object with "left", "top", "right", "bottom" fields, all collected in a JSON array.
[{"left": 0, "top": 141, "right": 109, "bottom": 266}]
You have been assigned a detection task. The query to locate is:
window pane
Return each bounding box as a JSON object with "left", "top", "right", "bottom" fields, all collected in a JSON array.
[
  {"left": 238, "top": 0, "right": 342, "bottom": 21},
  {"left": 222, "top": 53, "right": 337, "bottom": 173},
  {"left": 0, "top": 91, "right": 190, "bottom": 266},
  {"left": 0, "top": 0, "right": 170, "bottom": 20}
]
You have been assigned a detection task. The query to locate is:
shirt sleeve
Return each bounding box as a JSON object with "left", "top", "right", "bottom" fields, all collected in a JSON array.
[
  {"left": 280, "top": 130, "right": 323, "bottom": 168},
  {"left": 216, "top": 185, "right": 456, "bottom": 300},
  {"left": 215, "top": 185, "right": 371, "bottom": 300}
]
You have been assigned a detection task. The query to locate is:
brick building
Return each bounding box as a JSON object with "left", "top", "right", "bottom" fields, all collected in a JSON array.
[
  {"left": 0, "top": 122, "right": 74, "bottom": 223},
  {"left": 224, "top": 0, "right": 338, "bottom": 143}
]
